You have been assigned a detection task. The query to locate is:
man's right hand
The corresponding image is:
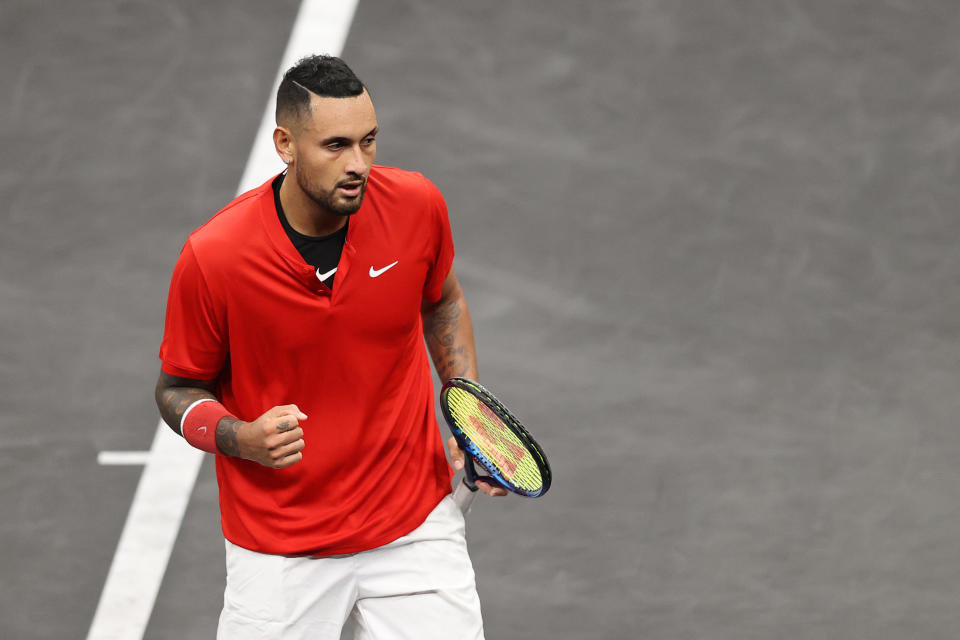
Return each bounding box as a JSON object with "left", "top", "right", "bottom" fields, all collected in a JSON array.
[{"left": 229, "top": 404, "right": 307, "bottom": 469}]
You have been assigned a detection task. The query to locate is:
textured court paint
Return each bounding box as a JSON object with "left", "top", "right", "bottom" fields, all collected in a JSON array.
[
  {"left": 84, "top": 2, "right": 358, "bottom": 638},
  {"left": 7, "top": 2, "right": 960, "bottom": 639},
  {"left": 341, "top": 4, "right": 960, "bottom": 638}
]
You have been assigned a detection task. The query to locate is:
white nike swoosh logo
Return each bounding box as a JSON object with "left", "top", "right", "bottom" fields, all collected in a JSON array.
[
  {"left": 196, "top": 426, "right": 207, "bottom": 434},
  {"left": 369, "top": 261, "right": 399, "bottom": 278},
  {"left": 316, "top": 266, "right": 338, "bottom": 281}
]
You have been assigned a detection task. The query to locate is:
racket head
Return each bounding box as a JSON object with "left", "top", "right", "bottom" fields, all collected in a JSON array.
[{"left": 440, "top": 377, "right": 551, "bottom": 498}]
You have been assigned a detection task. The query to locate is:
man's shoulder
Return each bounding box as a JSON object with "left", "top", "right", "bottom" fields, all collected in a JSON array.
[
  {"left": 179, "top": 176, "right": 276, "bottom": 278},
  {"left": 368, "top": 165, "right": 438, "bottom": 194},
  {"left": 367, "top": 165, "right": 444, "bottom": 211},
  {"left": 368, "top": 164, "right": 424, "bottom": 183},
  {"left": 189, "top": 177, "right": 274, "bottom": 247}
]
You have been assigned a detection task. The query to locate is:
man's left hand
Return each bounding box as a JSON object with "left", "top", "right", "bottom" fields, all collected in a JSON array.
[{"left": 447, "top": 436, "right": 509, "bottom": 497}]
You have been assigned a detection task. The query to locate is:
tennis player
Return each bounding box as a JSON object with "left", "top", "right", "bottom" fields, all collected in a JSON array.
[{"left": 155, "top": 54, "right": 505, "bottom": 640}]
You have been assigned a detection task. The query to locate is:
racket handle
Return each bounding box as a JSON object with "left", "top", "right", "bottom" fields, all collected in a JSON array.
[{"left": 453, "top": 477, "right": 478, "bottom": 515}]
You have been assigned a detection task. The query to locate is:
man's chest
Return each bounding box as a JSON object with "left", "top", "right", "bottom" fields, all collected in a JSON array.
[{"left": 225, "top": 226, "right": 432, "bottom": 352}]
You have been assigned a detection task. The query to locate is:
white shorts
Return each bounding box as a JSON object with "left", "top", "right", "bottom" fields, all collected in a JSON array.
[{"left": 217, "top": 495, "right": 485, "bottom": 640}]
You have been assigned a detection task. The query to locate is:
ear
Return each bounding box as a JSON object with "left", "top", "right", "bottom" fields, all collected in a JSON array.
[{"left": 273, "top": 126, "right": 295, "bottom": 165}]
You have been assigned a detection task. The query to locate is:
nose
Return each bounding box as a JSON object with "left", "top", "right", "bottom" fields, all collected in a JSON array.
[{"left": 344, "top": 143, "right": 367, "bottom": 177}]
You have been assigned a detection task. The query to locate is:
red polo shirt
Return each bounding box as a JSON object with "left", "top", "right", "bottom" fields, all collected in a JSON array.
[{"left": 159, "top": 165, "right": 455, "bottom": 555}]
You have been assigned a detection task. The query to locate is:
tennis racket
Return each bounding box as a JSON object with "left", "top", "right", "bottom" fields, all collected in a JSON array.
[{"left": 440, "top": 377, "right": 551, "bottom": 514}]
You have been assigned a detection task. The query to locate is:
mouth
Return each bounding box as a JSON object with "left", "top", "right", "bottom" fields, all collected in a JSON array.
[{"left": 337, "top": 179, "right": 365, "bottom": 198}]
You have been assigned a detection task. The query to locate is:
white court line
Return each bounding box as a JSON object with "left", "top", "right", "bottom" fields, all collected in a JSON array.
[
  {"left": 97, "top": 450, "right": 151, "bottom": 466},
  {"left": 85, "top": 2, "right": 359, "bottom": 638},
  {"left": 86, "top": 426, "right": 203, "bottom": 640}
]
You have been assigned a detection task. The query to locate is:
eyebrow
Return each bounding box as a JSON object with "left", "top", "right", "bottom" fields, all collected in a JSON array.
[{"left": 320, "top": 126, "right": 379, "bottom": 147}]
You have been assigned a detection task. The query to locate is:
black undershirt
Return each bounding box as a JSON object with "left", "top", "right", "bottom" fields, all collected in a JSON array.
[{"left": 273, "top": 173, "right": 347, "bottom": 288}]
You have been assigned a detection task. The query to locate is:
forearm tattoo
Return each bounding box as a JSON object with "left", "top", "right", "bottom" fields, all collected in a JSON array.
[
  {"left": 215, "top": 417, "right": 243, "bottom": 457},
  {"left": 424, "top": 298, "right": 473, "bottom": 381}
]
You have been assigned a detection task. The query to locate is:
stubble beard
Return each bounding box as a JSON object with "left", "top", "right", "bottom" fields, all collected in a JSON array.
[{"left": 295, "top": 163, "right": 367, "bottom": 216}]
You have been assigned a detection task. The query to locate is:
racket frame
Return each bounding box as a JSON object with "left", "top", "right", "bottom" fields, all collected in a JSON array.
[{"left": 440, "top": 377, "right": 552, "bottom": 500}]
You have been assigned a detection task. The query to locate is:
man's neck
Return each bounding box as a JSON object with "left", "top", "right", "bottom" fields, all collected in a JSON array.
[{"left": 279, "top": 174, "right": 347, "bottom": 237}]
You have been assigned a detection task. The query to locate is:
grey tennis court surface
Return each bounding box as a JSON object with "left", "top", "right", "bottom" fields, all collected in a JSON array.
[{"left": 3, "top": 1, "right": 960, "bottom": 638}]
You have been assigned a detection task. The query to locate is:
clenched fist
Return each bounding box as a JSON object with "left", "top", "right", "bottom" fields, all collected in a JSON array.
[{"left": 225, "top": 404, "right": 307, "bottom": 469}]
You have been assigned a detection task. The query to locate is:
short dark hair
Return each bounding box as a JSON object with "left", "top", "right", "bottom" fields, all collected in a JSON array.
[{"left": 276, "top": 55, "right": 365, "bottom": 126}]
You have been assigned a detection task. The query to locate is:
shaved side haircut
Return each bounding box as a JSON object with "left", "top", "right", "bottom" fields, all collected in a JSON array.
[{"left": 276, "top": 55, "right": 366, "bottom": 128}]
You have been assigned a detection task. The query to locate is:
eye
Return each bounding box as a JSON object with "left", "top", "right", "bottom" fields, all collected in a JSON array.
[
  {"left": 326, "top": 142, "right": 344, "bottom": 151},
  {"left": 362, "top": 136, "right": 376, "bottom": 146}
]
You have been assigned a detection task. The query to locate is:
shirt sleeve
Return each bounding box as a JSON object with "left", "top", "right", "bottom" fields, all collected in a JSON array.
[
  {"left": 421, "top": 178, "right": 455, "bottom": 303},
  {"left": 158, "top": 238, "right": 227, "bottom": 379}
]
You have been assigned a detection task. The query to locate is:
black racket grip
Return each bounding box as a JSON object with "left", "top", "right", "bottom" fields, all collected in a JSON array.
[
  {"left": 454, "top": 458, "right": 493, "bottom": 515},
  {"left": 463, "top": 455, "right": 505, "bottom": 490},
  {"left": 462, "top": 455, "right": 480, "bottom": 491}
]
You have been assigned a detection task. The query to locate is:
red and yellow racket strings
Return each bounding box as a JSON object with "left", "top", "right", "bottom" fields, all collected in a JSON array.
[{"left": 445, "top": 387, "right": 543, "bottom": 492}]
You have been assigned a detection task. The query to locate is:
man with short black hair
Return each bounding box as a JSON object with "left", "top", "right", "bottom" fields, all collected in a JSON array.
[{"left": 155, "top": 54, "right": 503, "bottom": 639}]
